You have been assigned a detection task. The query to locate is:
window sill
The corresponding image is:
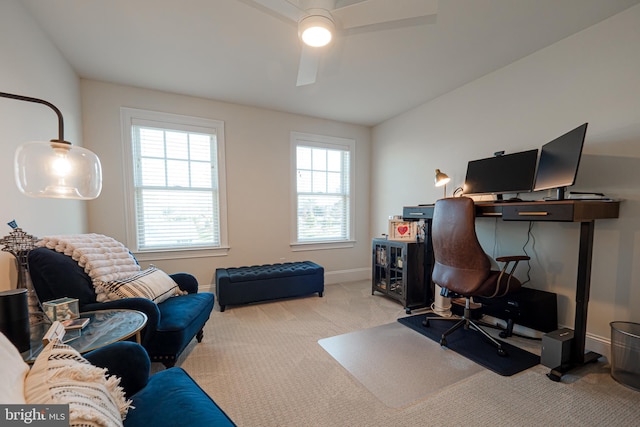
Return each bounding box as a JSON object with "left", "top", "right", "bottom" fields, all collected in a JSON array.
[
  {"left": 133, "top": 246, "right": 230, "bottom": 262},
  {"left": 290, "top": 240, "right": 355, "bottom": 251}
]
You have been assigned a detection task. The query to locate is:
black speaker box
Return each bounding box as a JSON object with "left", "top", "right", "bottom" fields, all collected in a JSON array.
[
  {"left": 541, "top": 328, "right": 573, "bottom": 368},
  {"left": 0, "top": 288, "right": 30, "bottom": 352},
  {"left": 474, "top": 287, "right": 558, "bottom": 333}
]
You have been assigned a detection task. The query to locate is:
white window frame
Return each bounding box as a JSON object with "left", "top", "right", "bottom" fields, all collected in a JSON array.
[
  {"left": 290, "top": 132, "right": 355, "bottom": 251},
  {"left": 121, "top": 107, "right": 229, "bottom": 259}
]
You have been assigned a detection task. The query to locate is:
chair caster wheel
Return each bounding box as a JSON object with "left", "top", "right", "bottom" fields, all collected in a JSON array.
[
  {"left": 440, "top": 337, "right": 447, "bottom": 347},
  {"left": 422, "top": 318, "right": 430, "bottom": 327},
  {"left": 499, "top": 331, "right": 508, "bottom": 338},
  {"left": 497, "top": 348, "right": 508, "bottom": 357},
  {"left": 405, "top": 308, "right": 412, "bottom": 314}
]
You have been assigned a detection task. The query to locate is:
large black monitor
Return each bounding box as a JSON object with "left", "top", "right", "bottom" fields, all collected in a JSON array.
[
  {"left": 533, "top": 123, "right": 588, "bottom": 200},
  {"left": 463, "top": 149, "right": 539, "bottom": 200}
]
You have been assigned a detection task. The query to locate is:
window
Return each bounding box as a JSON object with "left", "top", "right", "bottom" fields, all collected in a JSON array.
[
  {"left": 291, "top": 132, "right": 355, "bottom": 248},
  {"left": 121, "top": 108, "right": 228, "bottom": 254}
]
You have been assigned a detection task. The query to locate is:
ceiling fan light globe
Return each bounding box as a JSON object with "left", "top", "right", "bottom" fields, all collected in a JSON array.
[
  {"left": 302, "top": 27, "right": 332, "bottom": 47},
  {"left": 299, "top": 14, "right": 334, "bottom": 47}
]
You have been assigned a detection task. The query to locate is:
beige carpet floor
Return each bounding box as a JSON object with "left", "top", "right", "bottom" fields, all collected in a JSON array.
[{"left": 161, "top": 280, "right": 640, "bottom": 427}]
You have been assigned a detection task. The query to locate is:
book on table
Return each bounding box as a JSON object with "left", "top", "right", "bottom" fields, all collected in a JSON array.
[
  {"left": 61, "top": 317, "right": 90, "bottom": 330},
  {"left": 42, "top": 321, "right": 65, "bottom": 346}
]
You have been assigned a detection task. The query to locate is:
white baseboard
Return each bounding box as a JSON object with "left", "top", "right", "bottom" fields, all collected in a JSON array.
[
  {"left": 202, "top": 267, "right": 370, "bottom": 293},
  {"left": 324, "top": 267, "right": 369, "bottom": 284},
  {"left": 585, "top": 332, "right": 611, "bottom": 362},
  {"left": 554, "top": 323, "right": 611, "bottom": 362}
]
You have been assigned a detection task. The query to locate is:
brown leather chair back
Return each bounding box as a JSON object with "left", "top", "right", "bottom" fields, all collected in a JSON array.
[{"left": 431, "top": 197, "right": 491, "bottom": 295}]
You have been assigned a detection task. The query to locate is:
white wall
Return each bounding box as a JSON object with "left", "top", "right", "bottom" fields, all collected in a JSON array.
[
  {"left": 81, "top": 81, "right": 372, "bottom": 289},
  {"left": 0, "top": 0, "right": 87, "bottom": 291},
  {"left": 372, "top": 5, "right": 640, "bottom": 351}
]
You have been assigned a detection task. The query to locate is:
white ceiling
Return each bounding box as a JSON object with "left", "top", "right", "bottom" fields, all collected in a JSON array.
[{"left": 21, "top": 0, "right": 640, "bottom": 126}]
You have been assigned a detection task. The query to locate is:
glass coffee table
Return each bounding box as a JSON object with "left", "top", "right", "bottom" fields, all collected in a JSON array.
[{"left": 24, "top": 309, "right": 147, "bottom": 363}]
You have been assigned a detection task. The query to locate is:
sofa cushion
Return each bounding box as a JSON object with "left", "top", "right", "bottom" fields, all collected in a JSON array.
[
  {"left": 125, "top": 367, "right": 235, "bottom": 427},
  {"left": 98, "top": 266, "right": 185, "bottom": 304},
  {"left": 0, "top": 332, "right": 29, "bottom": 404},
  {"left": 25, "top": 338, "right": 131, "bottom": 427},
  {"left": 144, "top": 292, "right": 215, "bottom": 361}
]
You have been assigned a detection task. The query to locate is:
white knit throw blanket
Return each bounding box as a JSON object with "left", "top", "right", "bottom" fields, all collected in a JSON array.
[{"left": 37, "top": 234, "right": 141, "bottom": 286}]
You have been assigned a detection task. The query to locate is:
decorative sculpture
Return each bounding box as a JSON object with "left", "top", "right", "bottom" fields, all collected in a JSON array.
[{"left": 1, "top": 220, "right": 43, "bottom": 324}]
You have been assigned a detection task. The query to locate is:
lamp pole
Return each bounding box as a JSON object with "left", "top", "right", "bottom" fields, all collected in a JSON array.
[{"left": 0, "top": 91, "right": 68, "bottom": 144}]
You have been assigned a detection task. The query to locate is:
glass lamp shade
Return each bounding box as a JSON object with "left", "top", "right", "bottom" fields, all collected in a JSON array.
[
  {"left": 14, "top": 141, "right": 102, "bottom": 200},
  {"left": 299, "top": 15, "right": 334, "bottom": 47}
]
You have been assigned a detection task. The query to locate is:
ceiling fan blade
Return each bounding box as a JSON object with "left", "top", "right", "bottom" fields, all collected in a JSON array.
[
  {"left": 296, "top": 45, "right": 321, "bottom": 86},
  {"left": 333, "top": 0, "right": 438, "bottom": 29},
  {"left": 249, "top": 0, "right": 306, "bottom": 22}
]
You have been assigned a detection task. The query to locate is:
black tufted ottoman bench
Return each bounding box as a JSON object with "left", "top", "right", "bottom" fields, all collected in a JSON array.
[{"left": 215, "top": 261, "right": 324, "bottom": 311}]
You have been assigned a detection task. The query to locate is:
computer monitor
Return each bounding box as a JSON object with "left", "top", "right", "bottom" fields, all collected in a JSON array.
[
  {"left": 533, "top": 123, "right": 588, "bottom": 200},
  {"left": 463, "top": 149, "right": 539, "bottom": 200}
]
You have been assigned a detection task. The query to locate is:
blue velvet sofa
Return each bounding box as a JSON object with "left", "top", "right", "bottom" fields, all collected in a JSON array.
[
  {"left": 28, "top": 247, "right": 215, "bottom": 367},
  {"left": 85, "top": 341, "right": 235, "bottom": 426}
]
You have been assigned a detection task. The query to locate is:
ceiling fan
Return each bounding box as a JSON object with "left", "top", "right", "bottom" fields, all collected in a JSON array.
[{"left": 249, "top": 0, "right": 438, "bottom": 86}]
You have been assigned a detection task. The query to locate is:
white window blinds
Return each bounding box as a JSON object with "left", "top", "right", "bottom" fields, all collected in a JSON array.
[
  {"left": 292, "top": 132, "right": 354, "bottom": 243},
  {"left": 122, "top": 108, "right": 227, "bottom": 252}
]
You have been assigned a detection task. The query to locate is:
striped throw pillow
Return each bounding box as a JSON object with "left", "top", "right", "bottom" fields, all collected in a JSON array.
[
  {"left": 24, "top": 339, "right": 130, "bottom": 427},
  {"left": 99, "top": 266, "right": 184, "bottom": 304}
]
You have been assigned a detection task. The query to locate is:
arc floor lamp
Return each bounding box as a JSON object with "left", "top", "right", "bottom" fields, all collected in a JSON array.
[
  {"left": 0, "top": 91, "right": 103, "bottom": 352},
  {"left": 0, "top": 91, "right": 102, "bottom": 200}
]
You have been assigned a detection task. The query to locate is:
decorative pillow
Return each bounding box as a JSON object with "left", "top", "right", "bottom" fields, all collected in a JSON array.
[
  {"left": 97, "top": 266, "right": 186, "bottom": 304},
  {"left": 0, "top": 332, "right": 29, "bottom": 404},
  {"left": 24, "top": 339, "right": 130, "bottom": 427}
]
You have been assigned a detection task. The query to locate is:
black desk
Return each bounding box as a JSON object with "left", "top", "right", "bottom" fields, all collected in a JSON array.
[{"left": 403, "top": 199, "right": 620, "bottom": 381}]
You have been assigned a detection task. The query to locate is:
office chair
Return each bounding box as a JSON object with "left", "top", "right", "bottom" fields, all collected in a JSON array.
[{"left": 422, "top": 197, "right": 529, "bottom": 356}]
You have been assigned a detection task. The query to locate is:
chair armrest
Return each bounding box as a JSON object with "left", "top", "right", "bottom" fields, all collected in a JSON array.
[
  {"left": 492, "top": 255, "right": 531, "bottom": 298},
  {"left": 170, "top": 272, "right": 199, "bottom": 294},
  {"left": 495, "top": 255, "right": 530, "bottom": 263},
  {"left": 82, "top": 298, "right": 161, "bottom": 345},
  {"left": 84, "top": 341, "right": 151, "bottom": 397}
]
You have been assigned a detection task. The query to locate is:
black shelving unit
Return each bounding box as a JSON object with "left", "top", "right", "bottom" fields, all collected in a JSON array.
[{"left": 372, "top": 238, "right": 431, "bottom": 313}]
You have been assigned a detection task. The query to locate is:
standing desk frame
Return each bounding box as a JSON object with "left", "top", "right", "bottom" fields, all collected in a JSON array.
[{"left": 403, "top": 199, "right": 620, "bottom": 381}]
